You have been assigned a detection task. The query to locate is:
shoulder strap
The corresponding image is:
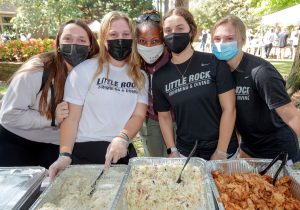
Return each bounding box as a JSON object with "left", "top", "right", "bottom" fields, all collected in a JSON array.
[
  {"left": 39, "top": 68, "right": 50, "bottom": 93},
  {"left": 38, "top": 66, "right": 56, "bottom": 127}
]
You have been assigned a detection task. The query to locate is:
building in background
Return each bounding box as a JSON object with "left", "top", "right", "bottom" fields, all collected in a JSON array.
[{"left": 0, "top": 3, "right": 16, "bottom": 33}]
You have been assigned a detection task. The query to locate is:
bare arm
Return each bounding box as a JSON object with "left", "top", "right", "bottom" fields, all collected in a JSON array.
[
  {"left": 60, "top": 103, "right": 83, "bottom": 153},
  {"left": 276, "top": 102, "right": 300, "bottom": 137},
  {"left": 211, "top": 89, "right": 236, "bottom": 159},
  {"left": 158, "top": 111, "right": 178, "bottom": 157},
  {"left": 120, "top": 103, "right": 147, "bottom": 139}
]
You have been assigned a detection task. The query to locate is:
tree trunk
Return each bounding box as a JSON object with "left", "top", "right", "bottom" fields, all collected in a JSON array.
[
  {"left": 175, "top": 0, "right": 189, "bottom": 9},
  {"left": 286, "top": 38, "right": 300, "bottom": 96},
  {"left": 164, "top": 0, "right": 169, "bottom": 14}
]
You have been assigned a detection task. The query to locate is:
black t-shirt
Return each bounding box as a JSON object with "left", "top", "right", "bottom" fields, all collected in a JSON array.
[
  {"left": 233, "top": 53, "right": 291, "bottom": 138},
  {"left": 152, "top": 51, "right": 237, "bottom": 158}
]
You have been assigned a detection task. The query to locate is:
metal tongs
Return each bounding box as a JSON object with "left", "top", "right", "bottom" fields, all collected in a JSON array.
[
  {"left": 259, "top": 151, "right": 288, "bottom": 185},
  {"left": 89, "top": 168, "right": 105, "bottom": 196},
  {"left": 176, "top": 140, "right": 198, "bottom": 184}
]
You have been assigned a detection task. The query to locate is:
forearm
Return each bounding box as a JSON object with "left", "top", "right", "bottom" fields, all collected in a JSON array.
[
  {"left": 59, "top": 117, "right": 79, "bottom": 153},
  {"left": 122, "top": 115, "right": 145, "bottom": 140},
  {"left": 121, "top": 103, "right": 147, "bottom": 140},
  {"left": 288, "top": 117, "right": 300, "bottom": 137},
  {"left": 158, "top": 111, "right": 175, "bottom": 148},
  {"left": 59, "top": 103, "right": 82, "bottom": 153},
  {"left": 276, "top": 103, "right": 300, "bottom": 137},
  {"left": 1, "top": 108, "right": 52, "bottom": 129},
  {"left": 217, "top": 108, "right": 236, "bottom": 152}
]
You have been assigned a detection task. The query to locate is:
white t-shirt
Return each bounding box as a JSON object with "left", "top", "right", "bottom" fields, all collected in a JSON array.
[{"left": 64, "top": 58, "right": 149, "bottom": 143}]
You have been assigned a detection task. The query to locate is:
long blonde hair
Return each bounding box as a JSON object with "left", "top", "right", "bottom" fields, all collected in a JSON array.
[{"left": 95, "top": 11, "right": 145, "bottom": 91}]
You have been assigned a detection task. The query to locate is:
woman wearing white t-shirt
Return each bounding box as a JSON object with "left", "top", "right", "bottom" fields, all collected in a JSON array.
[{"left": 49, "top": 11, "right": 148, "bottom": 178}]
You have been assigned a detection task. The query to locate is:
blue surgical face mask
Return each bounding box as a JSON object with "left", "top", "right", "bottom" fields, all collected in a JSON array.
[{"left": 212, "top": 41, "right": 239, "bottom": 61}]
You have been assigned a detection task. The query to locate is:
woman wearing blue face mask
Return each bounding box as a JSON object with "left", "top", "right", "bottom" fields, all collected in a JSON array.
[
  {"left": 152, "top": 8, "right": 238, "bottom": 160},
  {"left": 136, "top": 10, "right": 176, "bottom": 157},
  {"left": 212, "top": 15, "right": 300, "bottom": 163},
  {"left": 0, "top": 20, "right": 99, "bottom": 168}
]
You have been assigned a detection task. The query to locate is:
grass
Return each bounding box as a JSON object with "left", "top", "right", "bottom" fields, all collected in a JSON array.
[
  {"left": 268, "top": 59, "right": 293, "bottom": 79},
  {"left": 0, "top": 83, "right": 7, "bottom": 100},
  {"left": 132, "top": 136, "right": 144, "bottom": 157}
]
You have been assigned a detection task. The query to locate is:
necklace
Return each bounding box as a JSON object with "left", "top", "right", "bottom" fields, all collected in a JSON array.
[{"left": 173, "top": 55, "right": 193, "bottom": 79}]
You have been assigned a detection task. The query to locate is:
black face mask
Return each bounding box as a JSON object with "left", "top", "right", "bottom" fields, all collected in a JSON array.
[
  {"left": 60, "top": 44, "right": 89, "bottom": 67},
  {"left": 107, "top": 39, "right": 132, "bottom": 61},
  {"left": 164, "top": 33, "right": 190, "bottom": 54}
]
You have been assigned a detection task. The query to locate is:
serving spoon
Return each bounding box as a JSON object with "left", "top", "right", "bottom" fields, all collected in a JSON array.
[{"left": 176, "top": 140, "right": 198, "bottom": 184}]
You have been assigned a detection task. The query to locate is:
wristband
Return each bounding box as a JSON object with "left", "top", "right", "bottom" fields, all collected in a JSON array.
[
  {"left": 59, "top": 152, "right": 72, "bottom": 159},
  {"left": 119, "top": 132, "right": 130, "bottom": 142},
  {"left": 215, "top": 149, "right": 228, "bottom": 158}
]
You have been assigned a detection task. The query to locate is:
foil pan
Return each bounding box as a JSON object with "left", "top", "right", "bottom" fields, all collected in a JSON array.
[
  {"left": 206, "top": 158, "right": 300, "bottom": 210},
  {"left": 30, "top": 165, "right": 127, "bottom": 210},
  {"left": 0, "top": 166, "right": 46, "bottom": 210},
  {"left": 111, "top": 157, "right": 216, "bottom": 210}
]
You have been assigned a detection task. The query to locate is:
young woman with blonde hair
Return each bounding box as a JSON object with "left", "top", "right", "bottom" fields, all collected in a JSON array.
[
  {"left": 49, "top": 11, "right": 148, "bottom": 178},
  {"left": 211, "top": 15, "right": 300, "bottom": 162}
]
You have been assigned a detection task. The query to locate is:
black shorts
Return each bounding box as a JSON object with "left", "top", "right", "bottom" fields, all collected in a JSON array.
[
  {"left": 0, "top": 124, "right": 59, "bottom": 168},
  {"left": 176, "top": 136, "right": 238, "bottom": 160},
  {"left": 71, "top": 141, "right": 137, "bottom": 165},
  {"left": 241, "top": 126, "right": 300, "bottom": 162}
]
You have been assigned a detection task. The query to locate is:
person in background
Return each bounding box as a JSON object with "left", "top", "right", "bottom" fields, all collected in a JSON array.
[
  {"left": 211, "top": 15, "right": 300, "bottom": 163},
  {"left": 152, "top": 8, "right": 238, "bottom": 160},
  {"left": 205, "top": 29, "right": 211, "bottom": 52},
  {"left": 263, "top": 27, "right": 275, "bottom": 58},
  {"left": 0, "top": 20, "right": 99, "bottom": 168},
  {"left": 136, "top": 10, "right": 174, "bottom": 157},
  {"left": 291, "top": 26, "right": 299, "bottom": 60},
  {"left": 278, "top": 27, "right": 289, "bottom": 59},
  {"left": 49, "top": 11, "right": 148, "bottom": 179},
  {"left": 199, "top": 29, "right": 208, "bottom": 52}
]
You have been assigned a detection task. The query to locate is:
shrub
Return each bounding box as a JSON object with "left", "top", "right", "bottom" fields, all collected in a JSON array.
[{"left": 0, "top": 39, "right": 55, "bottom": 62}]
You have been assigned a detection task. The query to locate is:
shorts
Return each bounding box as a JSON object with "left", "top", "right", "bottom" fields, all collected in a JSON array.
[{"left": 240, "top": 126, "right": 299, "bottom": 162}]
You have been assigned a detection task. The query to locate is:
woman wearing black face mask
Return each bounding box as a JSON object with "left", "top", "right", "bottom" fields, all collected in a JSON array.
[
  {"left": 0, "top": 20, "right": 99, "bottom": 168},
  {"left": 152, "top": 8, "right": 238, "bottom": 160},
  {"left": 49, "top": 11, "right": 149, "bottom": 179}
]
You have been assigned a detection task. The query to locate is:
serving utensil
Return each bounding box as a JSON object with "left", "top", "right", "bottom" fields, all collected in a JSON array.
[
  {"left": 176, "top": 140, "right": 198, "bottom": 184},
  {"left": 259, "top": 151, "right": 288, "bottom": 185},
  {"left": 89, "top": 169, "right": 105, "bottom": 196}
]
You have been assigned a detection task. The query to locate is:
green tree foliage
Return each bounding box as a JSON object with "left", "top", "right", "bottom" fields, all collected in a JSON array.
[
  {"left": 7, "top": 0, "right": 153, "bottom": 38},
  {"left": 191, "top": 0, "right": 261, "bottom": 32},
  {"left": 250, "top": 0, "right": 300, "bottom": 14},
  {"left": 77, "top": 0, "right": 153, "bottom": 21},
  {"left": 11, "top": 0, "right": 81, "bottom": 38}
]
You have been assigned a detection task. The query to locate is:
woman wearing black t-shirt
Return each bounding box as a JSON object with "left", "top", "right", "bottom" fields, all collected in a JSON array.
[
  {"left": 211, "top": 15, "right": 300, "bottom": 163},
  {"left": 152, "top": 8, "right": 238, "bottom": 160}
]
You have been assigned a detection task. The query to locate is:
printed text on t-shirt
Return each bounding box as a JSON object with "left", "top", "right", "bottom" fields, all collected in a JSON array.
[
  {"left": 165, "top": 71, "right": 211, "bottom": 96},
  {"left": 235, "top": 86, "right": 250, "bottom": 100},
  {"left": 96, "top": 77, "right": 138, "bottom": 94}
]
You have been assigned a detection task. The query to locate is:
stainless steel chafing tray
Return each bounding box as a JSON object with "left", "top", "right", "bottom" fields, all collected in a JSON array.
[
  {"left": 0, "top": 166, "right": 46, "bottom": 210},
  {"left": 206, "top": 158, "right": 300, "bottom": 210},
  {"left": 111, "top": 157, "right": 216, "bottom": 210},
  {"left": 30, "top": 164, "right": 127, "bottom": 210}
]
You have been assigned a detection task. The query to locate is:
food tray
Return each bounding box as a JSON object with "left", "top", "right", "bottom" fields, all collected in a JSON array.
[
  {"left": 0, "top": 166, "right": 46, "bottom": 210},
  {"left": 111, "top": 157, "right": 216, "bottom": 210},
  {"left": 30, "top": 164, "right": 127, "bottom": 210},
  {"left": 206, "top": 158, "right": 300, "bottom": 210}
]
